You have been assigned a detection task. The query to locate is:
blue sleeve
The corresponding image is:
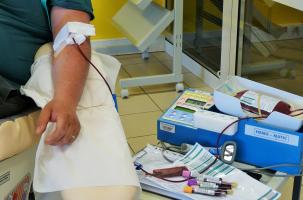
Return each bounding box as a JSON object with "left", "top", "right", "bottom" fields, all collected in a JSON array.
[{"left": 49, "top": 0, "right": 94, "bottom": 20}]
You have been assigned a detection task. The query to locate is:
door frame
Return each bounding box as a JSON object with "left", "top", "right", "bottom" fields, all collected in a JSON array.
[{"left": 165, "top": 0, "right": 240, "bottom": 88}]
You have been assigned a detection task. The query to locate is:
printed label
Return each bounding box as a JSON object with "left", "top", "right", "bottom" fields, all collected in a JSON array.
[
  {"left": 5, "top": 174, "right": 31, "bottom": 200},
  {"left": 240, "top": 91, "right": 280, "bottom": 113},
  {"left": 160, "top": 122, "right": 175, "bottom": 134},
  {"left": 245, "top": 125, "right": 299, "bottom": 146},
  {"left": 199, "top": 182, "right": 219, "bottom": 189},
  {"left": 198, "top": 188, "right": 216, "bottom": 195}
]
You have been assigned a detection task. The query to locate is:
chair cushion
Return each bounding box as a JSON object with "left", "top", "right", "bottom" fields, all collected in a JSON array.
[{"left": 0, "top": 110, "right": 40, "bottom": 161}]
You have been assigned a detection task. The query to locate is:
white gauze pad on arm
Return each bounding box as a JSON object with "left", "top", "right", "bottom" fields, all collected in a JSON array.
[{"left": 53, "top": 22, "right": 96, "bottom": 55}]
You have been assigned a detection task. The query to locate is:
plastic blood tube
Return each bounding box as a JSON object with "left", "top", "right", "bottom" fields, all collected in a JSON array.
[
  {"left": 185, "top": 173, "right": 237, "bottom": 188},
  {"left": 188, "top": 179, "right": 232, "bottom": 190},
  {"left": 182, "top": 170, "right": 201, "bottom": 178},
  {"left": 183, "top": 186, "right": 230, "bottom": 197},
  {"left": 199, "top": 182, "right": 232, "bottom": 190},
  {"left": 190, "top": 170, "right": 200, "bottom": 178},
  {"left": 197, "top": 175, "right": 237, "bottom": 187},
  {"left": 197, "top": 175, "right": 223, "bottom": 184}
]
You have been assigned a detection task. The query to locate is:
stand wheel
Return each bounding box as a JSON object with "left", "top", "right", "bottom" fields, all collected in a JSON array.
[
  {"left": 121, "top": 89, "right": 129, "bottom": 99},
  {"left": 279, "top": 68, "right": 288, "bottom": 77},
  {"left": 176, "top": 83, "right": 184, "bottom": 93},
  {"left": 289, "top": 69, "right": 296, "bottom": 79},
  {"left": 280, "top": 68, "right": 296, "bottom": 79},
  {"left": 142, "top": 50, "right": 150, "bottom": 60}
]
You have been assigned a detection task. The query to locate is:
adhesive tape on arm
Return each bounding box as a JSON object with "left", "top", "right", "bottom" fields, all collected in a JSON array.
[{"left": 53, "top": 22, "right": 96, "bottom": 55}]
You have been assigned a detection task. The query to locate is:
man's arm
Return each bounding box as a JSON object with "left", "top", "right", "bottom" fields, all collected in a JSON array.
[{"left": 36, "top": 7, "right": 91, "bottom": 146}]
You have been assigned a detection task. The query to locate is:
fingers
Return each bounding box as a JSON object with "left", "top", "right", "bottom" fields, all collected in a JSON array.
[
  {"left": 45, "top": 115, "right": 80, "bottom": 146},
  {"left": 58, "top": 119, "right": 80, "bottom": 146},
  {"left": 57, "top": 125, "right": 79, "bottom": 146},
  {"left": 36, "top": 105, "right": 52, "bottom": 135}
]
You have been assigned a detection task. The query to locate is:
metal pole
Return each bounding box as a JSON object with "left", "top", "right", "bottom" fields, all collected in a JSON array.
[
  {"left": 292, "top": 176, "right": 302, "bottom": 200},
  {"left": 173, "top": 0, "right": 184, "bottom": 75}
]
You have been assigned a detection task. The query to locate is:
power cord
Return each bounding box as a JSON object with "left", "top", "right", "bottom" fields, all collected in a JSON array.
[
  {"left": 242, "top": 163, "right": 303, "bottom": 171},
  {"left": 159, "top": 142, "right": 176, "bottom": 163},
  {"left": 245, "top": 170, "right": 303, "bottom": 178},
  {"left": 241, "top": 163, "right": 303, "bottom": 177}
]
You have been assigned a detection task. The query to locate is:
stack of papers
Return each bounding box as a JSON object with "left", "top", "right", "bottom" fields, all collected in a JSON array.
[{"left": 134, "top": 144, "right": 281, "bottom": 200}]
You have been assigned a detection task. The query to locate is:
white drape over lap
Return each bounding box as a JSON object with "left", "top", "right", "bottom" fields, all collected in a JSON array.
[{"left": 21, "top": 52, "right": 140, "bottom": 193}]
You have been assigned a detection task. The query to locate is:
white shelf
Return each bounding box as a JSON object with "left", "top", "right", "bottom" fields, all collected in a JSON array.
[
  {"left": 112, "top": 0, "right": 184, "bottom": 98},
  {"left": 273, "top": 0, "right": 303, "bottom": 11},
  {"left": 130, "top": 0, "right": 152, "bottom": 10},
  {"left": 112, "top": 2, "right": 174, "bottom": 51}
]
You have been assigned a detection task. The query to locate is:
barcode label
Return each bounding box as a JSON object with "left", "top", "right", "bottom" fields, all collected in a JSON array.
[{"left": 160, "top": 122, "right": 175, "bottom": 133}]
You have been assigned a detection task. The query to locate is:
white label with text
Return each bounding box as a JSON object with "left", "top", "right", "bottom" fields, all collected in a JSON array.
[
  {"left": 245, "top": 125, "right": 299, "bottom": 146},
  {"left": 160, "top": 122, "right": 175, "bottom": 134}
]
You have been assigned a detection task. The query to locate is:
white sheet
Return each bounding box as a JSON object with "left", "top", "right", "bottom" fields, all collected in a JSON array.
[{"left": 21, "top": 52, "right": 140, "bottom": 192}]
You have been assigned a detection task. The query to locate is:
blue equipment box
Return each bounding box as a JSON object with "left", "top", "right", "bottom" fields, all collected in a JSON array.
[{"left": 157, "top": 89, "right": 303, "bottom": 174}]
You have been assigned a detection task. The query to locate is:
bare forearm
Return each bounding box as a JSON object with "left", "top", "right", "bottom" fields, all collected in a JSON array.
[
  {"left": 53, "top": 41, "right": 90, "bottom": 108},
  {"left": 51, "top": 6, "right": 91, "bottom": 108}
]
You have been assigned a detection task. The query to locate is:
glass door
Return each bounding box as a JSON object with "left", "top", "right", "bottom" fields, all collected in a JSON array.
[
  {"left": 166, "top": 0, "right": 239, "bottom": 87},
  {"left": 237, "top": 0, "right": 303, "bottom": 96},
  {"left": 183, "top": 0, "right": 223, "bottom": 75}
]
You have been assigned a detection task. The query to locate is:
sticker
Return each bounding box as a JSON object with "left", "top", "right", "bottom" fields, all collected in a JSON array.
[
  {"left": 240, "top": 91, "right": 280, "bottom": 113},
  {"left": 160, "top": 122, "right": 175, "bottom": 133},
  {"left": 245, "top": 125, "right": 299, "bottom": 146},
  {"left": 0, "top": 171, "right": 10, "bottom": 186},
  {"left": 5, "top": 174, "right": 31, "bottom": 200}
]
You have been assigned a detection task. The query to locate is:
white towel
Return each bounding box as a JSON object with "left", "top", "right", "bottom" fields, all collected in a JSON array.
[{"left": 21, "top": 52, "right": 140, "bottom": 193}]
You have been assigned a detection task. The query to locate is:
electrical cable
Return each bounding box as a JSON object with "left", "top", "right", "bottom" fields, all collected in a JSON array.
[
  {"left": 72, "top": 38, "right": 113, "bottom": 95},
  {"left": 159, "top": 142, "right": 191, "bottom": 154},
  {"left": 159, "top": 142, "right": 176, "bottom": 163},
  {"left": 241, "top": 163, "right": 303, "bottom": 171},
  {"left": 245, "top": 170, "right": 303, "bottom": 178},
  {"left": 241, "top": 163, "right": 303, "bottom": 177},
  {"left": 193, "top": 115, "right": 266, "bottom": 176}
]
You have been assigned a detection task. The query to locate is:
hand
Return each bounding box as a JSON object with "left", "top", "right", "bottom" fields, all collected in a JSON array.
[{"left": 36, "top": 99, "right": 80, "bottom": 146}]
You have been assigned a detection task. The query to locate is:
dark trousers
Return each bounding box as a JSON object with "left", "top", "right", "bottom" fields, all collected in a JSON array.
[{"left": 0, "top": 75, "right": 36, "bottom": 118}]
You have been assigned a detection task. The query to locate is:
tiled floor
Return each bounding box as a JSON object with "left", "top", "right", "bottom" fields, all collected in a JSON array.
[{"left": 114, "top": 52, "right": 301, "bottom": 200}]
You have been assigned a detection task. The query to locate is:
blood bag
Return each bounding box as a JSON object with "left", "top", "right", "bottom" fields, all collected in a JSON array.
[{"left": 235, "top": 90, "right": 292, "bottom": 116}]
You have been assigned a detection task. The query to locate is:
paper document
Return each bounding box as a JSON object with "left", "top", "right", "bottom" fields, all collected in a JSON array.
[{"left": 134, "top": 144, "right": 281, "bottom": 200}]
